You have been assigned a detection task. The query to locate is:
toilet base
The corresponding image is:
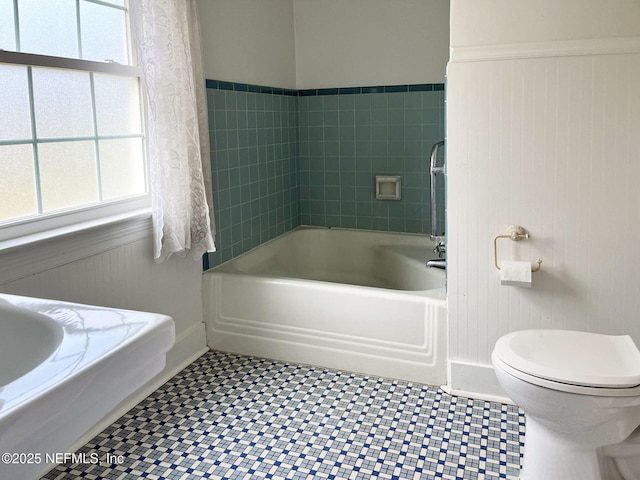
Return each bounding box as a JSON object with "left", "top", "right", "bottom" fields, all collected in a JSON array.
[
  {"left": 518, "top": 418, "right": 606, "bottom": 480},
  {"left": 602, "top": 427, "right": 640, "bottom": 480}
]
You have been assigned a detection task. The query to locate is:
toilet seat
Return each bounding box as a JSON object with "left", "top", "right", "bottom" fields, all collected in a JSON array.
[{"left": 493, "top": 330, "right": 640, "bottom": 397}]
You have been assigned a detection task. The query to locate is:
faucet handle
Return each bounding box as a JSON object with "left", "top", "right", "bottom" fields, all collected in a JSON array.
[{"left": 433, "top": 241, "right": 446, "bottom": 258}]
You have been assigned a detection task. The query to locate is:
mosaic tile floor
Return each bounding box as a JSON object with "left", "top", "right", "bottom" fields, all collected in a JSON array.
[{"left": 42, "top": 351, "right": 524, "bottom": 480}]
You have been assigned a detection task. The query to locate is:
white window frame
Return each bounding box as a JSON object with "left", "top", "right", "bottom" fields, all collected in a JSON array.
[{"left": 0, "top": 0, "right": 150, "bottom": 252}]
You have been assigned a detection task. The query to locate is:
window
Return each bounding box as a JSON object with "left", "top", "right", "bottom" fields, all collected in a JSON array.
[{"left": 0, "top": 0, "right": 148, "bottom": 243}]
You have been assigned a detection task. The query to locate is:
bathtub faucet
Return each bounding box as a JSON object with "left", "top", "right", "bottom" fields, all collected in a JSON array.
[
  {"left": 426, "top": 259, "right": 446, "bottom": 270},
  {"left": 426, "top": 240, "right": 446, "bottom": 269}
]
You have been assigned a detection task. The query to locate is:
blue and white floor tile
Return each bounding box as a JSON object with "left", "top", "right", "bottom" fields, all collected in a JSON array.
[{"left": 42, "top": 351, "right": 524, "bottom": 480}]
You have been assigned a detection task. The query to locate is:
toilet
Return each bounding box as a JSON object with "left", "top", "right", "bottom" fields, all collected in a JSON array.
[{"left": 492, "top": 329, "right": 640, "bottom": 480}]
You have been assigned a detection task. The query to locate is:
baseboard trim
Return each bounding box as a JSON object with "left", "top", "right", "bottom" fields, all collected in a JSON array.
[
  {"left": 444, "top": 360, "right": 513, "bottom": 405},
  {"left": 440, "top": 384, "right": 514, "bottom": 405}
]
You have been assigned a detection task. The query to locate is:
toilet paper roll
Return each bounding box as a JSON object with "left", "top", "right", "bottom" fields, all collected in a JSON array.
[{"left": 500, "top": 261, "right": 532, "bottom": 288}]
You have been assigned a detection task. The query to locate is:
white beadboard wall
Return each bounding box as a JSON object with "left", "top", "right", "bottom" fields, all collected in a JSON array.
[{"left": 446, "top": 46, "right": 640, "bottom": 397}]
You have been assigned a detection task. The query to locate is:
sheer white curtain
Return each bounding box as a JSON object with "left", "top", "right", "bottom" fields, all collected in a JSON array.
[{"left": 131, "top": 0, "right": 216, "bottom": 263}]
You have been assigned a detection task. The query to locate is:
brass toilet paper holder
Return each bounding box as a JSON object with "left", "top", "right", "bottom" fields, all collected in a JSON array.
[{"left": 494, "top": 226, "right": 542, "bottom": 272}]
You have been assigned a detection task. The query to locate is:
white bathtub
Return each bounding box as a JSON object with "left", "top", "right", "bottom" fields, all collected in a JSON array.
[
  {"left": 0, "top": 294, "right": 174, "bottom": 480},
  {"left": 203, "top": 227, "right": 447, "bottom": 385}
]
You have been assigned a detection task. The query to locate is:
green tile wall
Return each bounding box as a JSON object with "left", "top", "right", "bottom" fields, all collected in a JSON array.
[
  {"left": 297, "top": 90, "right": 445, "bottom": 233},
  {"left": 203, "top": 81, "right": 446, "bottom": 269},
  {"left": 205, "top": 87, "right": 299, "bottom": 267}
]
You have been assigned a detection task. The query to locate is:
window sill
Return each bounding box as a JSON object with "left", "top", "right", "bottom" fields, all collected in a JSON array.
[{"left": 0, "top": 208, "right": 153, "bottom": 285}]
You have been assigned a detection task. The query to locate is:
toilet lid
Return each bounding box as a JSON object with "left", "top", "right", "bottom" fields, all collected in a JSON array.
[{"left": 493, "top": 330, "right": 640, "bottom": 388}]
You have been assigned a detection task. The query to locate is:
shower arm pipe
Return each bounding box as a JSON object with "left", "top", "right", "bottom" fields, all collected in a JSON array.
[{"left": 430, "top": 140, "right": 445, "bottom": 241}]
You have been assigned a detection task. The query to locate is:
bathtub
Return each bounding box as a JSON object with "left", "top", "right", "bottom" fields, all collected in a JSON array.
[
  {"left": 0, "top": 294, "right": 174, "bottom": 480},
  {"left": 203, "top": 227, "right": 447, "bottom": 385}
]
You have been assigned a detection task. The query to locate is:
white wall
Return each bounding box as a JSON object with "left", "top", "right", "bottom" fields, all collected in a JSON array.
[
  {"left": 197, "top": 0, "right": 449, "bottom": 90},
  {"left": 447, "top": 0, "right": 640, "bottom": 398},
  {"left": 450, "top": 0, "right": 640, "bottom": 47},
  {"left": 293, "top": 0, "right": 449, "bottom": 89},
  {"left": 197, "top": 0, "right": 297, "bottom": 90}
]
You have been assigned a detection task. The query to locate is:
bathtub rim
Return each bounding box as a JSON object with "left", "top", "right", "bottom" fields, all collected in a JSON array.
[
  {"left": 210, "top": 225, "right": 442, "bottom": 267},
  {"left": 207, "top": 225, "right": 446, "bottom": 297}
]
